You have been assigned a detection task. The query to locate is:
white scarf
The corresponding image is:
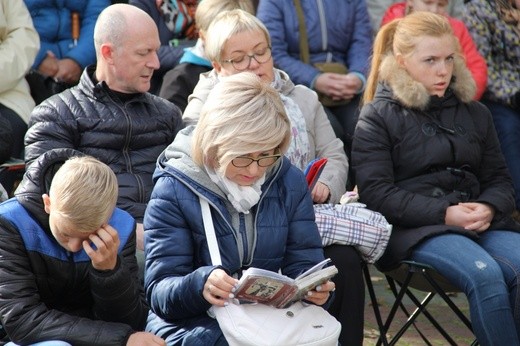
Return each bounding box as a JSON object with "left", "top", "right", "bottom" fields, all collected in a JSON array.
[{"left": 206, "top": 165, "right": 265, "bottom": 214}]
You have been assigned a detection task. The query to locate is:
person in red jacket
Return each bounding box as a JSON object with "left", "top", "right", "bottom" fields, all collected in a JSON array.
[{"left": 380, "top": 0, "right": 487, "bottom": 100}]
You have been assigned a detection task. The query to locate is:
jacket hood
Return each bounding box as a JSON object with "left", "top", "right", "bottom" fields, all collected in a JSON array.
[
  {"left": 379, "top": 54, "right": 476, "bottom": 110},
  {"left": 15, "top": 148, "right": 87, "bottom": 234},
  {"left": 158, "top": 126, "right": 217, "bottom": 194},
  {"left": 158, "top": 126, "right": 236, "bottom": 201}
]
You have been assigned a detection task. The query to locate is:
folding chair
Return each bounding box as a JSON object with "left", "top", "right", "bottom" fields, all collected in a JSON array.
[{"left": 364, "top": 260, "right": 478, "bottom": 346}]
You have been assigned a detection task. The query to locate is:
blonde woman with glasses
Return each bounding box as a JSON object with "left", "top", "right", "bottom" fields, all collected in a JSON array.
[
  {"left": 143, "top": 72, "right": 335, "bottom": 345},
  {"left": 182, "top": 9, "right": 366, "bottom": 344}
]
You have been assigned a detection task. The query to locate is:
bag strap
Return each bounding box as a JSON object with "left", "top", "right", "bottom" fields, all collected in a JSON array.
[
  {"left": 200, "top": 198, "right": 222, "bottom": 266},
  {"left": 293, "top": 0, "right": 310, "bottom": 64}
]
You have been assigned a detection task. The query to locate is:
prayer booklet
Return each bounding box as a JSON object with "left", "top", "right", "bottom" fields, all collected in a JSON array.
[{"left": 234, "top": 258, "right": 338, "bottom": 308}]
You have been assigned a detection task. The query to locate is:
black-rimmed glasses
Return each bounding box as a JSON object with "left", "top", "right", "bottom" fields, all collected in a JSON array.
[
  {"left": 231, "top": 154, "right": 281, "bottom": 168},
  {"left": 222, "top": 46, "right": 272, "bottom": 71}
]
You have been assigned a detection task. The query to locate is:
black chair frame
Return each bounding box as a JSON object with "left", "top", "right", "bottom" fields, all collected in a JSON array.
[{"left": 364, "top": 260, "right": 477, "bottom": 346}]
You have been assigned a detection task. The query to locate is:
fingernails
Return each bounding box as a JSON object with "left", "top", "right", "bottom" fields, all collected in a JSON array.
[{"left": 229, "top": 293, "right": 235, "bottom": 299}]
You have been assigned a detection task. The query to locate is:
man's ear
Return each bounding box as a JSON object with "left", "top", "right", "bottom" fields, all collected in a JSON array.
[
  {"left": 42, "top": 194, "right": 51, "bottom": 214},
  {"left": 100, "top": 43, "right": 115, "bottom": 64}
]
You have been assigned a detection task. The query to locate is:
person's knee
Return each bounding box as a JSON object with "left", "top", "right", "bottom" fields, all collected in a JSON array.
[
  {"left": 324, "top": 245, "right": 362, "bottom": 271},
  {"left": 465, "top": 259, "right": 506, "bottom": 295}
]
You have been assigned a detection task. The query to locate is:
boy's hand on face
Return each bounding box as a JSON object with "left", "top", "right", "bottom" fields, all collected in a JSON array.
[{"left": 83, "top": 224, "right": 121, "bottom": 271}]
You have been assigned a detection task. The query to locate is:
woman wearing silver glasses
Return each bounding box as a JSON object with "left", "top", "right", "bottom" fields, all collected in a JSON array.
[
  {"left": 143, "top": 72, "right": 335, "bottom": 345},
  {"left": 183, "top": 9, "right": 348, "bottom": 206},
  {"left": 182, "top": 10, "right": 364, "bottom": 345}
]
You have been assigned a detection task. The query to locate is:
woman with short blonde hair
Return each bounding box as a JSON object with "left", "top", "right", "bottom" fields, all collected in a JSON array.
[
  {"left": 192, "top": 72, "right": 290, "bottom": 174},
  {"left": 144, "top": 72, "right": 335, "bottom": 345}
]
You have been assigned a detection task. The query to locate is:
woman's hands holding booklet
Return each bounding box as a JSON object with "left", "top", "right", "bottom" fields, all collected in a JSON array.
[
  {"left": 204, "top": 268, "right": 239, "bottom": 306},
  {"left": 304, "top": 280, "right": 336, "bottom": 306}
]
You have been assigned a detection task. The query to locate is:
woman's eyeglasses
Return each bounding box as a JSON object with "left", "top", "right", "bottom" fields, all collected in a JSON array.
[
  {"left": 222, "top": 47, "right": 272, "bottom": 71},
  {"left": 231, "top": 154, "right": 281, "bottom": 168}
]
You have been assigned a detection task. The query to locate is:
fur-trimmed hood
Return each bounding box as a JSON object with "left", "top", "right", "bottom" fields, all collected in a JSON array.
[{"left": 379, "top": 54, "right": 476, "bottom": 109}]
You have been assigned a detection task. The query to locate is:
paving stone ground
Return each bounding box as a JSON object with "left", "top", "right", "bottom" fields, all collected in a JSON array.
[{"left": 363, "top": 265, "right": 475, "bottom": 346}]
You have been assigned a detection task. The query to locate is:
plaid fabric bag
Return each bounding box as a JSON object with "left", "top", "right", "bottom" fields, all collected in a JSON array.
[{"left": 314, "top": 203, "right": 392, "bottom": 263}]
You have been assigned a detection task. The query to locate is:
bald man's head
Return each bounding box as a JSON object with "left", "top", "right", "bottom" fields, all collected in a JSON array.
[
  {"left": 93, "top": 4, "right": 156, "bottom": 57},
  {"left": 93, "top": 3, "right": 161, "bottom": 93}
]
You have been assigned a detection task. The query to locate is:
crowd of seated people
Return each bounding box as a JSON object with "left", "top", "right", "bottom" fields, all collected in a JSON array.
[{"left": 4, "top": 0, "right": 520, "bottom": 344}]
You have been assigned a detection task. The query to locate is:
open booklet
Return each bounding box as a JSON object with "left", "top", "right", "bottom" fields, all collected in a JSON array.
[{"left": 233, "top": 258, "right": 338, "bottom": 309}]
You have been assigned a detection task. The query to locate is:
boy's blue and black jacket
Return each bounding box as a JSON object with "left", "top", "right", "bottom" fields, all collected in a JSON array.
[{"left": 0, "top": 148, "right": 148, "bottom": 346}]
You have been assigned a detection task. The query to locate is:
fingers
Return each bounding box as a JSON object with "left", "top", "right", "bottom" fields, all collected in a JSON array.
[
  {"left": 465, "top": 220, "right": 490, "bottom": 232},
  {"left": 305, "top": 281, "right": 335, "bottom": 306},
  {"left": 315, "top": 73, "right": 354, "bottom": 100},
  {"left": 83, "top": 224, "right": 120, "bottom": 270},
  {"left": 203, "top": 269, "right": 239, "bottom": 306},
  {"left": 203, "top": 283, "right": 233, "bottom": 306},
  {"left": 311, "top": 182, "right": 330, "bottom": 204},
  {"left": 54, "top": 59, "right": 82, "bottom": 84},
  {"left": 87, "top": 225, "right": 119, "bottom": 252}
]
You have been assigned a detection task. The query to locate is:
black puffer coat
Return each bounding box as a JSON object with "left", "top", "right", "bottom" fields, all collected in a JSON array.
[
  {"left": 0, "top": 148, "right": 148, "bottom": 345},
  {"left": 25, "top": 65, "right": 183, "bottom": 221},
  {"left": 352, "top": 55, "right": 520, "bottom": 271}
]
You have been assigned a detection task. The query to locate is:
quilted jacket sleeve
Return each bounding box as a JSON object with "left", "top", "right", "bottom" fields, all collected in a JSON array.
[{"left": 144, "top": 175, "right": 215, "bottom": 321}]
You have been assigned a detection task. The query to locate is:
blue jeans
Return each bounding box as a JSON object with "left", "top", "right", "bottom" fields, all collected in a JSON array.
[
  {"left": 410, "top": 231, "right": 520, "bottom": 345},
  {"left": 483, "top": 99, "right": 520, "bottom": 209}
]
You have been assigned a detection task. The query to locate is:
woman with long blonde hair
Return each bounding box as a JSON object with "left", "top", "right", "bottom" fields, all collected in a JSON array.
[{"left": 353, "top": 11, "right": 520, "bottom": 344}]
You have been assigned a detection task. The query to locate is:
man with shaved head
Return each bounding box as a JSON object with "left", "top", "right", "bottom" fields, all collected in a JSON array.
[{"left": 24, "top": 4, "right": 182, "bottom": 261}]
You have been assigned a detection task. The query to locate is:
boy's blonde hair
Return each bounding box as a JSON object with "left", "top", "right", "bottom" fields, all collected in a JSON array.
[
  {"left": 363, "top": 11, "right": 459, "bottom": 105},
  {"left": 196, "top": 0, "right": 255, "bottom": 34},
  {"left": 49, "top": 156, "right": 118, "bottom": 233},
  {"left": 204, "top": 9, "right": 271, "bottom": 63},
  {"left": 192, "top": 72, "right": 291, "bottom": 175}
]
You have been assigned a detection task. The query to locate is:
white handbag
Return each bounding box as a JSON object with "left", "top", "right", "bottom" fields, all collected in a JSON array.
[{"left": 200, "top": 198, "right": 341, "bottom": 346}]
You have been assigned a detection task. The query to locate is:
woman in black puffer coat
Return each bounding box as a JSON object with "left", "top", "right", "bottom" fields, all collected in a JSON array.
[{"left": 352, "top": 12, "right": 520, "bottom": 345}]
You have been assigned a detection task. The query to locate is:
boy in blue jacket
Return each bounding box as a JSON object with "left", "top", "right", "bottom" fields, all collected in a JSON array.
[{"left": 0, "top": 149, "right": 164, "bottom": 346}]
